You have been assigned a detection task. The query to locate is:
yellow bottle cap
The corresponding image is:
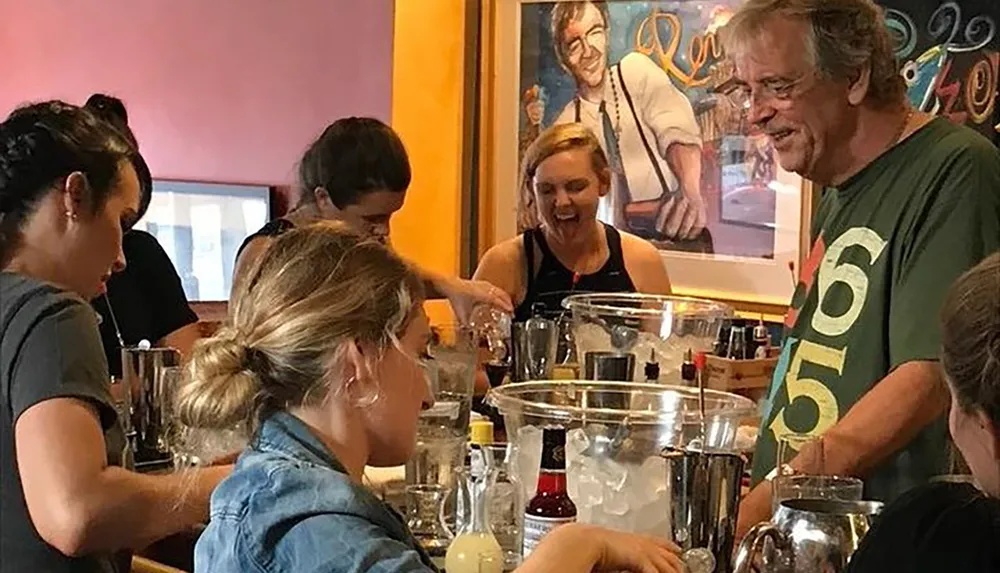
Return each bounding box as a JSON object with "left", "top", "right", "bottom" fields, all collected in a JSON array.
[
  {"left": 551, "top": 365, "right": 578, "bottom": 380},
  {"left": 469, "top": 420, "right": 494, "bottom": 445}
]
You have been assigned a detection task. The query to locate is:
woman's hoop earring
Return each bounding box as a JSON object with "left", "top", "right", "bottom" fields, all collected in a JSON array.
[{"left": 347, "top": 375, "right": 381, "bottom": 408}]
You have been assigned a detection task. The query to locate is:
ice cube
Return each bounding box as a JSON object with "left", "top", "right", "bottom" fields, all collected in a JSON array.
[
  {"left": 566, "top": 457, "right": 584, "bottom": 500},
  {"left": 634, "top": 491, "right": 670, "bottom": 535},
  {"left": 514, "top": 425, "right": 542, "bottom": 500},
  {"left": 604, "top": 488, "right": 630, "bottom": 516},
  {"left": 638, "top": 456, "right": 668, "bottom": 499},
  {"left": 600, "top": 459, "right": 629, "bottom": 492},
  {"left": 576, "top": 456, "right": 604, "bottom": 507},
  {"left": 566, "top": 428, "right": 589, "bottom": 463}
]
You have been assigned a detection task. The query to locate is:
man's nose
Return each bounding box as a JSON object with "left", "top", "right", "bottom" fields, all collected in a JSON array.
[{"left": 747, "top": 93, "right": 776, "bottom": 128}]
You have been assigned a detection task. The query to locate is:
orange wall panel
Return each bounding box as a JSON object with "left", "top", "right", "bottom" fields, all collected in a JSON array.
[{"left": 391, "top": 0, "right": 468, "bottom": 325}]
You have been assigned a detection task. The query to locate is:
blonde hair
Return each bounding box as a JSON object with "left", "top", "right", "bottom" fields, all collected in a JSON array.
[
  {"left": 517, "top": 123, "right": 611, "bottom": 232},
  {"left": 175, "top": 221, "right": 424, "bottom": 434},
  {"left": 721, "top": 0, "right": 905, "bottom": 108}
]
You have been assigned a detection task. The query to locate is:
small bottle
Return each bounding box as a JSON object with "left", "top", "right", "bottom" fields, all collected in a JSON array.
[
  {"left": 753, "top": 316, "right": 770, "bottom": 359},
  {"left": 681, "top": 349, "right": 696, "bottom": 384},
  {"left": 522, "top": 427, "right": 576, "bottom": 558},
  {"left": 643, "top": 348, "right": 660, "bottom": 383},
  {"left": 727, "top": 325, "right": 747, "bottom": 360},
  {"left": 468, "top": 420, "right": 494, "bottom": 482}
]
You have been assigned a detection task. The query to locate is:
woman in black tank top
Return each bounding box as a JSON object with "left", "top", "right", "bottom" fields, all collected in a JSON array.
[
  {"left": 514, "top": 223, "right": 636, "bottom": 321},
  {"left": 475, "top": 123, "right": 672, "bottom": 320}
]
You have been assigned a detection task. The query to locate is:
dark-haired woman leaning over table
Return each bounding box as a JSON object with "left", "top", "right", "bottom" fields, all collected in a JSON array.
[
  {"left": 0, "top": 101, "right": 228, "bottom": 573},
  {"left": 84, "top": 93, "right": 201, "bottom": 377}
]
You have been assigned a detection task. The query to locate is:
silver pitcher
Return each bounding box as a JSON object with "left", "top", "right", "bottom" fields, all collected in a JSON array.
[
  {"left": 121, "top": 346, "right": 180, "bottom": 464},
  {"left": 733, "top": 498, "right": 884, "bottom": 573},
  {"left": 662, "top": 446, "right": 747, "bottom": 573}
]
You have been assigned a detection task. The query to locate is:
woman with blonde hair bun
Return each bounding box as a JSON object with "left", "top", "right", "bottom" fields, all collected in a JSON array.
[{"left": 183, "top": 221, "right": 684, "bottom": 573}]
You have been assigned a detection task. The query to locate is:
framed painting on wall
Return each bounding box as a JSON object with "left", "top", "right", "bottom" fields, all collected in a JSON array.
[{"left": 485, "top": 0, "right": 813, "bottom": 311}]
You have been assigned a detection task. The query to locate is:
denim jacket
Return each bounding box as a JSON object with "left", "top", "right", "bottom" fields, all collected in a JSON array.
[{"left": 194, "top": 412, "right": 438, "bottom": 573}]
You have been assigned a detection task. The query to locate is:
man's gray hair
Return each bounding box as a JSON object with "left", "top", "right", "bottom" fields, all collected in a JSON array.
[{"left": 722, "top": 0, "right": 905, "bottom": 107}]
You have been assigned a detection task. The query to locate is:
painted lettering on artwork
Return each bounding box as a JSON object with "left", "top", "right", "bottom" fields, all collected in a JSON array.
[
  {"left": 888, "top": 2, "right": 998, "bottom": 133},
  {"left": 769, "top": 227, "right": 888, "bottom": 444},
  {"left": 633, "top": 10, "right": 725, "bottom": 88},
  {"left": 966, "top": 52, "right": 999, "bottom": 124}
]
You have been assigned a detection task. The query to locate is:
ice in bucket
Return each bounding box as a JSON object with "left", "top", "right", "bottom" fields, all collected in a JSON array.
[
  {"left": 562, "top": 294, "right": 732, "bottom": 383},
  {"left": 488, "top": 381, "right": 756, "bottom": 535}
]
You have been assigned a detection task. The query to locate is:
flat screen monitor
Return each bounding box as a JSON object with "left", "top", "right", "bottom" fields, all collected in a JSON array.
[{"left": 132, "top": 180, "right": 271, "bottom": 302}]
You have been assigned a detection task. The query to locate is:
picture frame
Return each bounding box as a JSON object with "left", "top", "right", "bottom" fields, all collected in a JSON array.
[
  {"left": 482, "top": 0, "right": 813, "bottom": 311},
  {"left": 132, "top": 180, "right": 272, "bottom": 303}
]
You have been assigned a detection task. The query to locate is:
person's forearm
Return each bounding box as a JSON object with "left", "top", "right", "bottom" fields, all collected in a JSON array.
[
  {"left": 515, "top": 524, "right": 599, "bottom": 573},
  {"left": 790, "top": 361, "right": 948, "bottom": 478},
  {"left": 665, "top": 143, "right": 702, "bottom": 199},
  {"left": 71, "top": 465, "right": 229, "bottom": 554},
  {"left": 402, "top": 257, "right": 448, "bottom": 300},
  {"left": 737, "top": 361, "right": 948, "bottom": 541},
  {"left": 160, "top": 323, "right": 201, "bottom": 359}
]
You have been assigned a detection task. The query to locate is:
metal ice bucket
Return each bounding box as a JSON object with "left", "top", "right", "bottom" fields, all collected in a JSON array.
[{"left": 121, "top": 346, "right": 180, "bottom": 464}]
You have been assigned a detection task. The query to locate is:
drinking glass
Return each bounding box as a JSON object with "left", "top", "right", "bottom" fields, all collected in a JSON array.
[
  {"left": 422, "top": 324, "right": 477, "bottom": 437},
  {"left": 482, "top": 444, "right": 522, "bottom": 571},
  {"left": 773, "top": 475, "right": 865, "bottom": 513},
  {"left": 774, "top": 432, "right": 819, "bottom": 479},
  {"left": 771, "top": 432, "right": 864, "bottom": 514},
  {"left": 405, "top": 484, "right": 452, "bottom": 557},
  {"left": 155, "top": 366, "right": 183, "bottom": 454}
]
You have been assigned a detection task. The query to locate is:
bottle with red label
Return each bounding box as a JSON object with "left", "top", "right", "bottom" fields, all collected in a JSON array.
[{"left": 521, "top": 426, "right": 576, "bottom": 557}]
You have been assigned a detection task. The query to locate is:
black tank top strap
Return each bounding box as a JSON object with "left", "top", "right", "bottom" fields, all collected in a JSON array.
[
  {"left": 522, "top": 230, "right": 537, "bottom": 299},
  {"left": 235, "top": 218, "right": 296, "bottom": 261},
  {"left": 602, "top": 224, "right": 629, "bottom": 274},
  {"left": 532, "top": 226, "right": 558, "bottom": 265}
]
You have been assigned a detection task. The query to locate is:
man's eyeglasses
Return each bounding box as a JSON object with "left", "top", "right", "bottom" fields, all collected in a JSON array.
[{"left": 724, "top": 76, "right": 810, "bottom": 111}]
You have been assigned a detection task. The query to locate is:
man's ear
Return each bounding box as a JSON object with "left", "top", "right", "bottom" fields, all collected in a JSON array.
[{"left": 846, "top": 64, "right": 872, "bottom": 106}]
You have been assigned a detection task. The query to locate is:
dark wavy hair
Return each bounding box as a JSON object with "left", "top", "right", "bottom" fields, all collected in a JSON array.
[
  {"left": 84, "top": 94, "right": 153, "bottom": 222},
  {"left": 0, "top": 100, "right": 135, "bottom": 266},
  {"left": 297, "top": 117, "right": 411, "bottom": 209}
]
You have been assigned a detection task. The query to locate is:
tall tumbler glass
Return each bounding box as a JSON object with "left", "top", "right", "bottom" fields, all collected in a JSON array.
[{"left": 771, "top": 432, "right": 863, "bottom": 515}]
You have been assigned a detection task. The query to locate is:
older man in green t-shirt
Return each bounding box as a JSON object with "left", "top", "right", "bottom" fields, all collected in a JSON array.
[{"left": 722, "top": 0, "right": 1000, "bottom": 537}]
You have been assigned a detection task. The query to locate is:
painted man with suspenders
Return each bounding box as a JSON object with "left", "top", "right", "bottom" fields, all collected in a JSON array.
[{"left": 550, "top": 1, "right": 708, "bottom": 246}]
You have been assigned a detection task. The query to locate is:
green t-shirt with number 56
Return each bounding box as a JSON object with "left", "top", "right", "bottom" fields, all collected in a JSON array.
[{"left": 751, "top": 118, "right": 1000, "bottom": 504}]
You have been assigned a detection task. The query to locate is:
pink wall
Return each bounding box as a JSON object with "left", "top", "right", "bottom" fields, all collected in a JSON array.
[{"left": 1, "top": 0, "right": 395, "bottom": 187}]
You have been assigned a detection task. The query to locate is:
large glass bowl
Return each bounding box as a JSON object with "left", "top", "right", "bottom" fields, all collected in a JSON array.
[
  {"left": 562, "top": 293, "right": 733, "bottom": 383},
  {"left": 487, "top": 381, "right": 757, "bottom": 534}
]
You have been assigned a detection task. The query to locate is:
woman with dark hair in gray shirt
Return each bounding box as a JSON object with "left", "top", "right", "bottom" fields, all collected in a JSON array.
[{"left": 0, "top": 100, "right": 229, "bottom": 573}]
